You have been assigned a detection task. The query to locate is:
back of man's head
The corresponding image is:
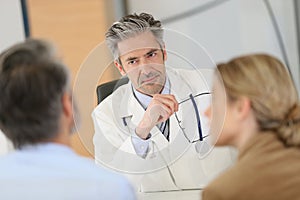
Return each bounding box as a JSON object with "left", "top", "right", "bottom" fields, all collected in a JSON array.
[{"left": 0, "top": 39, "right": 70, "bottom": 149}]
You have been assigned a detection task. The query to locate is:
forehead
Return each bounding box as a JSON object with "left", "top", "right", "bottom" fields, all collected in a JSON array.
[{"left": 118, "top": 31, "right": 161, "bottom": 57}]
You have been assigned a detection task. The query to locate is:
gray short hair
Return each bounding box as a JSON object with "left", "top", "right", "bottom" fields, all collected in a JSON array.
[
  {"left": 0, "top": 39, "right": 70, "bottom": 149},
  {"left": 105, "top": 13, "right": 164, "bottom": 60}
]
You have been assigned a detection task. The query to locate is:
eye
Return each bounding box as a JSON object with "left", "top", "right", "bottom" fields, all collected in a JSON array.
[
  {"left": 128, "top": 60, "right": 137, "bottom": 65},
  {"left": 147, "top": 51, "right": 157, "bottom": 58}
]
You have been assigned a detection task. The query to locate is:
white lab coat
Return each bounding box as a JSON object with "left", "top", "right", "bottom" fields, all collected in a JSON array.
[{"left": 92, "top": 68, "right": 236, "bottom": 199}]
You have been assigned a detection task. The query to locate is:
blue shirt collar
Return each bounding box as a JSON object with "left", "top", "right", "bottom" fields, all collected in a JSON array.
[{"left": 19, "top": 142, "right": 75, "bottom": 155}]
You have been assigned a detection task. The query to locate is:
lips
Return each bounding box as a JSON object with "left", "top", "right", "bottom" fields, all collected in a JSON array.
[{"left": 141, "top": 75, "right": 159, "bottom": 84}]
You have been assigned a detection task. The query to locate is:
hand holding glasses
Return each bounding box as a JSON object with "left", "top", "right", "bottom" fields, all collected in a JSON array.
[
  {"left": 174, "top": 92, "right": 211, "bottom": 156},
  {"left": 136, "top": 94, "right": 178, "bottom": 139}
]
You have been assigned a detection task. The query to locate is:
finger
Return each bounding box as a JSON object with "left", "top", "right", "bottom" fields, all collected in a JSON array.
[
  {"left": 145, "top": 103, "right": 171, "bottom": 125},
  {"left": 158, "top": 94, "right": 179, "bottom": 112},
  {"left": 157, "top": 108, "right": 171, "bottom": 123},
  {"left": 149, "top": 102, "right": 172, "bottom": 123},
  {"left": 154, "top": 98, "right": 176, "bottom": 114},
  {"left": 152, "top": 94, "right": 178, "bottom": 113},
  {"left": 153, "top": 94, "right": 177, "bottom": 103}
]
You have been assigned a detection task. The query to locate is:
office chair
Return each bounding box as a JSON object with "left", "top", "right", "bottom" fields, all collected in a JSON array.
[{"left": 96, "top": 76, "right": 129, "bottom": 104}]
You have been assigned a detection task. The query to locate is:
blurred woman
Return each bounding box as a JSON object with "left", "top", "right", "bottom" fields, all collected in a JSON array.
[{"left": 202, "top": 54, "right": 300, "bottom": 200}]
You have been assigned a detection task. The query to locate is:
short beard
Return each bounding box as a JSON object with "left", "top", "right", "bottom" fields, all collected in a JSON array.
[{"left": 139, "top": 83, "right": 164, "bottom": 96}]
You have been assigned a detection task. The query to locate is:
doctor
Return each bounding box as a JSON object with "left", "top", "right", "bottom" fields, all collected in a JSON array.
[{"left": 92, "top": 12, "right": 235, "bottom": 199}]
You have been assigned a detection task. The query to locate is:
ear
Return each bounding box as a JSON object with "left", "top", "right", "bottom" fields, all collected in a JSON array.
[
  {"left": 114, "top": 60, "right": 126, "bottom": 76},
  {"left": 62, "top": 92, "right": 73, "bottom": 120},
  {"left": 235, "top": 97, "right": 252, "bottom": 120},
  {"left": 162, "top": 44, "right": 167, "bottom": 61}
]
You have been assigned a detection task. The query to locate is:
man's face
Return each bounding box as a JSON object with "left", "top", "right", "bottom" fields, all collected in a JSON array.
[{"left": 115, "top": 31, "right": 167, "bottom": 96}]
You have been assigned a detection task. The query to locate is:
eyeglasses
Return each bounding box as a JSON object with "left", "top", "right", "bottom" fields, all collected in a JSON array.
[{"left": 174, "top": 92, "right": 211, "bottom": 154}]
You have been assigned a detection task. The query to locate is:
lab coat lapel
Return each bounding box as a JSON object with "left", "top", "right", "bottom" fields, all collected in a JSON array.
[{"left": 117, "top": 83, "right": 143, "bottom": 126}]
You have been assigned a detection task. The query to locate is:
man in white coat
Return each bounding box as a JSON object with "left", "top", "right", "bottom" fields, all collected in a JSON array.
[{"left": 92, "top": 13, "right": 235, "bottom": 199}]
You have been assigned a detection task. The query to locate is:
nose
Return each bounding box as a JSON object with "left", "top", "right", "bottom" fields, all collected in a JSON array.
[
  {"left": 204, "top": 106, "right": 211, "bottom": 119},
  {"left": 140, "top": 60, "right": 152, "bottom": 74},
  {"left": 140, "top": 57, "right": 150, "bottom": 65}
]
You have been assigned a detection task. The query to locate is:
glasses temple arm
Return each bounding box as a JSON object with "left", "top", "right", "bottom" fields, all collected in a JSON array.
[{"left": 189, "top": 94, "right": 203, "bottom": 141}]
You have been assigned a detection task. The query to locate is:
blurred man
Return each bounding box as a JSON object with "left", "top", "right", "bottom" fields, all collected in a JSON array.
[{"left": 0, "top": 39, "right": 136, "bottom": 200}]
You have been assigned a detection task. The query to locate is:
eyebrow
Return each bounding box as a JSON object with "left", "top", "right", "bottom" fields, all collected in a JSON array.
[
  {"left": 125, "top": 56, "right": 138, "bottom": 62},
  {"left": 145, "top": 49, "right": 158, "bottom": 56},
  {"left": 124, "top": 48, "right": 159, "bottom": 62}
]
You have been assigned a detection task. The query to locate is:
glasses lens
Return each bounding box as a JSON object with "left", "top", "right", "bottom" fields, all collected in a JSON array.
[
  {"left": 177, "top": 93, "right": 211, "bottom": 142},
  {"left": 195, "top": 140, "right": 210, "bottom": 156}
]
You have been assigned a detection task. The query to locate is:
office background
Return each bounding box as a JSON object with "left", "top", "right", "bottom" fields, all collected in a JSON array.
[{"left": 1, "top": 0, "right": 299, "bottom": 157}]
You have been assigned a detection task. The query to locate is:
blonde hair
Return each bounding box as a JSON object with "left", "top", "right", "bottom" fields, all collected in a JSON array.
[{"left": 217, "top": 54, "right": 300, "bottom": 147}]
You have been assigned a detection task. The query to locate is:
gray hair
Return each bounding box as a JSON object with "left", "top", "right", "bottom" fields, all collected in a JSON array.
[
  {"left": 0, "top": 39, "right": 70, "bottom": 149},
  {"left": 105, "top": 13, "right": 164, "bottom": 60}
]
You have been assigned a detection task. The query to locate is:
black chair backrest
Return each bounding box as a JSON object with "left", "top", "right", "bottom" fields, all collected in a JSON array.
[{"left": 96, "top": 77, "right": 129, "bottom": 104}]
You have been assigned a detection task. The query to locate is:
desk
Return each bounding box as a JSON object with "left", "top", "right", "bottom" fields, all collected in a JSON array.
[{"left": 137, "top": 190, "right": 202, "bottom": 200}]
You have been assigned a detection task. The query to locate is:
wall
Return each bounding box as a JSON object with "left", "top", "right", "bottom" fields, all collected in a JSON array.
[
  {"left": 27, "top": 0, "right": 115, "bottom": 157},
  {"left": 0, "top": 0, "right": 25, "bottom": 155},
  {"left": 126, "top": 0, "right": 300, "bottom": 91},
  {"left": 0, "top": 0, "right": 25, "bottom": 52},
  {"left": 0, "top": 0, "right": 120, "bottom": 157}
]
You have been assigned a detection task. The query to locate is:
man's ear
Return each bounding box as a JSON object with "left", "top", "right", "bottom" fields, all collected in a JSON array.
[
  {"left": 62, "top": 92, "right": 73, "bottom": 119},
  {"left": 162, "top": 44, "right": 167, "bottom": 61},
  {"left": 114, "top": 60, "right": 126, "bottom": 76}
]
